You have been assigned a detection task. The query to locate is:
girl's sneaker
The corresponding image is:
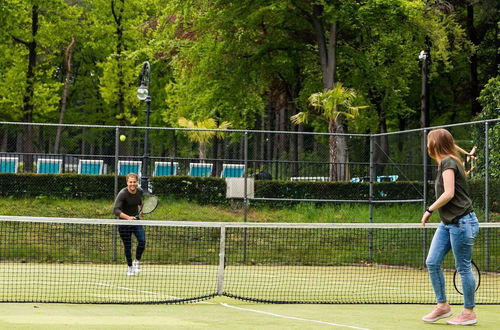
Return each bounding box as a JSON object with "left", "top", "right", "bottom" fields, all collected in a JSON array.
[
  {"left": 447, "top": 312, "right": 477, "bottom": 325},
  {"left": 422, "top": 306, "right": 452, "bottom": 323}
]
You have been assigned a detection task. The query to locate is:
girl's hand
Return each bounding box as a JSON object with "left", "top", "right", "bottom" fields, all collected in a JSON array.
[{"left": 421, "top": 211, "right": 432, "bottom": 226}]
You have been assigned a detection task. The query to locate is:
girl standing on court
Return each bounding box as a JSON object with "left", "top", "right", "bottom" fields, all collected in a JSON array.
[{"left": 421, "top": 128, "right": 479, "bottom": 326}]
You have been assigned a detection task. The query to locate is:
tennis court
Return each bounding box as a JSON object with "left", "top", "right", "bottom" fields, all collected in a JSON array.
[
  {"left": 1, "top": 262, "right": 499, "bottom": 304},
  {"left": 1, "top": 216, "right": 499, "bottom": 308},
  {"left": 0, "top": 210, "right": 499, "bottom": 329},
  {"left": 1, "top": 299, "right": 500, "bottom": 329}
]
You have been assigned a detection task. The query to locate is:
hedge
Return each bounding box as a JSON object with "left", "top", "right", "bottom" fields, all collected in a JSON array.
[{"left": 0, "top": 173, "right": 497, "bottom": 212}]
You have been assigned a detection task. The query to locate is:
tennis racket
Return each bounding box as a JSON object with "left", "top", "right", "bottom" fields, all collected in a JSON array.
[
  {"left": 134, "top": 194, "right": 158, "bottom": 219},
  {"left": 453, "top": 260, "right": 480, "bottom": 295}
]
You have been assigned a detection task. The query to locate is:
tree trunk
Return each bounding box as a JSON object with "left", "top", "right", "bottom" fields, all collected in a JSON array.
[
  {"left": 15, "top": 5, "right": 39, "bottom": 172},
  {"left": 311, "top": 6, "right": 344, "bottom": 180},
  {"left": 1, "top": 130, "right": 8, "bottom": 152},
  {"left": 198, "top": 142, "right": 205, "bottom": 160},
  {"left": 265, "top": 103, "right": 273, "bottom": 171},
  {"left": 370, "top": 91, "right": 389, "bottom": 176},
  {"left": 466, "top": 5, "right": 480, "bottom": 116},
  {"left": 111, "top": 0, "right": 126, "bottom": 125},
  {"left": 55, "top": 36, "right": 76, "bottom": 154},
  {"left": 328, "top": 119, "right": 337, "bottom": 180}
]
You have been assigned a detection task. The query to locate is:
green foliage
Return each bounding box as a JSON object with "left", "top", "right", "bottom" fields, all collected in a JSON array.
[
  {"left": 99, "top": 53, "right": 142, "bottom": 124},
  {"left": 254, "top": 180, "right": 424, "bottom": 207},
  {"left": 151, "top": 176, "right": 227, "bottom": 205},
  {"left": 0, "top": 173, "right": 115, "bottom": 199},
  {"left": 469, "top": 178, "right": 500, "bottom": 213},
  {"left": 292, "top": 83, "right": 367, "bottom": 127},
  {"left": 161, "top": 10, "right": 268, "bottom": 128},
  {"left": 473, "top": 76, "right": 500, "bottom": 178},
  {"left": 0, "top": 0, "right": 497, "bottom": 137},
  {"left": 3, "top": 173, "right": 495, "bottom": 212},
  {"left": 0, "top": 0, "right": 82, "bottom": 122}
]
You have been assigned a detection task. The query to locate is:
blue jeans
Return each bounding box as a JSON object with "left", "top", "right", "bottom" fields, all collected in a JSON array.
[{"left": 426, "top": 212, "right": 479, "bottom": 308}]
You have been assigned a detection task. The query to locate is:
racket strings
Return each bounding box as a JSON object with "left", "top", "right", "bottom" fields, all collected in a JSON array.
[{"left": 141, "top": 196, "right": 158, "bottom": 214}]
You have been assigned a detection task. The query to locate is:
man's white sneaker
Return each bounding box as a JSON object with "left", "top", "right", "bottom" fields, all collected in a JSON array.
[
  {"left": 133, "top": 260, "right": 141, "bottom": 274},
  {"left": 127, "top": 266, "right": 135, "bottom": 276}
]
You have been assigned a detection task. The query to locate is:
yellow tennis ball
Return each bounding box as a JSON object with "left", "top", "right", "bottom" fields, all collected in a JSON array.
[{"left": 120, "top": 134, "right": 126, "bottom": 142}]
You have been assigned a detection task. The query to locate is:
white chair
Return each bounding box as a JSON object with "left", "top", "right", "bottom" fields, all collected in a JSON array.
[
  {"left": 376, "top": 175, "right": 399, "bottom": 182},
  {"left": 153, "top": 161, "right": 179, "bottom": 176},
  {"left": 37, "top": 158, "right": 62, "bottom": 174},
  {"left": 78, "top": 159, "right": 104, "bottom": 175},
  {"left": 290, "top": 177, "right": 329, "bottom": 182},
  {"left": 188, "top": 163, "right": 213, "bottom": 177}
]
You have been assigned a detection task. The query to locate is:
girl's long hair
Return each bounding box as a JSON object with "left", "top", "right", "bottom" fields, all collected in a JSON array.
[{"left": 427, "top": 128, "right": 465, "bottom": 171}]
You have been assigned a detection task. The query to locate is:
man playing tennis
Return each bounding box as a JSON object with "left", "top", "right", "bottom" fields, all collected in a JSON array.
[{"left": 113, "top": 173, "right": 146, "bottom": 276}]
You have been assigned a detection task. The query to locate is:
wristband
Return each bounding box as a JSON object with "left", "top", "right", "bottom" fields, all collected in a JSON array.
[{"left": 425, "top": 208, "right": 433, "bottom": 214}]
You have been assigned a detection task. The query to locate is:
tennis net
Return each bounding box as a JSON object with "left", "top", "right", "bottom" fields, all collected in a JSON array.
[{"left": 0, "top": 216, "right": 498, "bottom": 304}]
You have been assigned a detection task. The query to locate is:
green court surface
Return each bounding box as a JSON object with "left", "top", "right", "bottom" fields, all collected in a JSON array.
[
  {"left": 1, "top": 263, "right": 499, "bottom": 304},
  {"left": 0, "top": 299, "right": 499, "bottom": 329}
]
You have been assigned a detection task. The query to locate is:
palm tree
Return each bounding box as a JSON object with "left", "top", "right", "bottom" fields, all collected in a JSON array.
[
  {"left": 178, "top": 117, "right": 231, "bottom": 160},
  {"left": 291, "top": 82, "right": 367, "bottom": 180}
]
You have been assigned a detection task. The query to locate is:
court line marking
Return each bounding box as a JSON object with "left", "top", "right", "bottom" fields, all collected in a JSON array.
[
  {"left": 220, "top": 302, "right": 371, "bottom": 329},
  {"left": 94, "top": 282, "right": 215, "bottom": 304}
]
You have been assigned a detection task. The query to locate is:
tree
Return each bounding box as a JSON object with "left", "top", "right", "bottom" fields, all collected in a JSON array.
[
  {"left": 291, "top": 83, "right": 367, "bottom": 180},
  {"left": 178, "top": 117, "right": 231, "bottom": 160},
  {"left": 474, "top": 76, "right": 500, "bottom": 178},
  {"left": 0, "top": 0, "right": 80, "bottom": 166},
  {"left": 54, "top": 36, "right": 76, "bottom": 153}
]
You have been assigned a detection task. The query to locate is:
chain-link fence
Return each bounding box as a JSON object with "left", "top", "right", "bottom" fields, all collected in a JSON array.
[{"left": 0, "top": 119, "right": 498, "bottom": 222}]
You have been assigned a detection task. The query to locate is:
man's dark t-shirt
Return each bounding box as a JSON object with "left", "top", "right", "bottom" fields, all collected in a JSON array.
[{"left": 113, "top": 187, "right": 144, "bottom": 218}]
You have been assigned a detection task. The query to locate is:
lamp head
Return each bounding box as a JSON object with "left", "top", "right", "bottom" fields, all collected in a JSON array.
[
  {"left": 418, "top": 50, "right": 428, "bottom": 61},
  {"left": 137, "top": 84, "right": 148, "bottom": 101}
]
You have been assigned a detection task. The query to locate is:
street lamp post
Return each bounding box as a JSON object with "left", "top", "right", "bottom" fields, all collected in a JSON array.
[
  {"left": 418, "top": 50, "right": 430, "bottom": 128},
  {"left": 418, "top": 50, "right": 430, "bottom": 209},
  {"left": 137, "top": 61, "right": 151, "bottom": 191}
]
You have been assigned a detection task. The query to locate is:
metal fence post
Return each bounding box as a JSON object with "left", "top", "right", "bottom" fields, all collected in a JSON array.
[
  {"left": 422, "top": 128, "right": 428, "bottom": 267},
  {"left": 369, "top": 135, "right": 374, "bottom": 261},
  {"left": 484, "top": 121, "right": 490, "bottom": 270},
  {"left": 243, "top": 132, "right": 248, "bottom": 262},
  {"left": 113, "top": 127, "right": 119, "bottom": 263},
  {"left": 243, "top": 132, "right": 248, "bottom": 223}
]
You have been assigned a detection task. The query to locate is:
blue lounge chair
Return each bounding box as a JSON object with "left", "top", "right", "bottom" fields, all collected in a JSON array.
[
  {"left": 37, "top": 158, "right": 63, "bottom": 174},
  {"left": 78, "top": 159, "right": 104, "bottom": 175},
  {"left": 0, "top": 156, "right": 18, "bottom": 173},
  {"left": 153, "top": 161, "right": 178, "bottom": 176},
  {"left": 221, "top": 164, "right": 245, "bottom": 178},
  {"left": 188, "top": 163, "right": 213, "bottom": 177},
  {"left": 118, "top": 160, "right": 142, "bottom": 177}
]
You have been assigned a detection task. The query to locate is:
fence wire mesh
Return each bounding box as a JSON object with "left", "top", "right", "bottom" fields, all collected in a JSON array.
[{"left": 0, "top": 119, "right": 497, "bottom": 223}]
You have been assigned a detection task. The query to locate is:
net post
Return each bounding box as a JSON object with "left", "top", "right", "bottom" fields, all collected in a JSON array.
[{"left": 217, "top": 225, "right": 226, "bottom": 295}]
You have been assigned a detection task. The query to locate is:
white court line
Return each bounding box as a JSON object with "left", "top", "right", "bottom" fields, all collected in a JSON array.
[{"left": 220, "top": 303, "right": 371, "bottom": 330}]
